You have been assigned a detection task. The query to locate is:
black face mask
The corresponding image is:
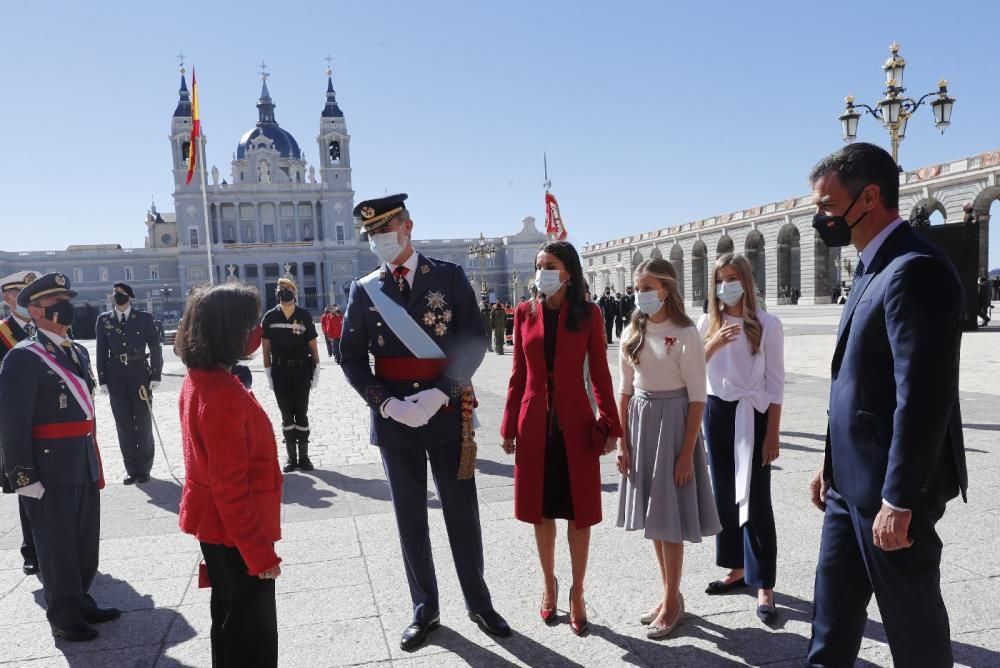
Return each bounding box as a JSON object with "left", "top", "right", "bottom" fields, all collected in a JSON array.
[
  {"left": 277, "top": 289, "right": 294, "bottom": 303},
  {"left": 44, "top": 301, "right": 76, "bottom": 326},
  {"left": 812, "top": 187, "right": 869, "bottom": 248},
  {"left": 114, "top": 292, "right": 130, "bottom": 306}
]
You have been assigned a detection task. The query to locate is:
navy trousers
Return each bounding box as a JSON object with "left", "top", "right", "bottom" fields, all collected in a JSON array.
[
  {"left": 807, "top": 487, "right": 952, "bottom": 667},
  {"left": 23, "top": 482, "right": 100, "bottom": 629},
  {"left": 109, "top": 388, "right": 155, "bottom": 477},
  {"left": 19, "top": 497, "right": 37, "bottom": 563},
  {"left": 380, "top": 440, "right": 492, "bottom": 623},
  {"left": 703, "top": 396, "right": 777, "bottom": 589}
]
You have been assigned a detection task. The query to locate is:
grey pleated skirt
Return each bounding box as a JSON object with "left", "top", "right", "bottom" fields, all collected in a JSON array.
[{"left": 616, "top": 388, "right": 722, "bottom": 543}]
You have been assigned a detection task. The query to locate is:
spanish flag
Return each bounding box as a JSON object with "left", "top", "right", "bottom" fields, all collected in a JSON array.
[{"left": 185, "top": 68, "right": 201, "bottom": 185}]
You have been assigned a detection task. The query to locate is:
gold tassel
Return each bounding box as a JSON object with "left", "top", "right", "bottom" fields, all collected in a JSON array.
[{"left": 457, "top": 385, "right": 477, "bottom": 479}]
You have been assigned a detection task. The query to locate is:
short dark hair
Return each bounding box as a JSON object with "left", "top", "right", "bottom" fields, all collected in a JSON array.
[
  {"left": 809, "top": 142, "right": 899, "bottom": 211},
  {"left": 176, "top": 283, "right": 261, "bottom": 370}
]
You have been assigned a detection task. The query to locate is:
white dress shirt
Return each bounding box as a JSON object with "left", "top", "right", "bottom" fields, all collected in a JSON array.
[{"left": 386, "top": 250, "right": 419, "bottom": 289}]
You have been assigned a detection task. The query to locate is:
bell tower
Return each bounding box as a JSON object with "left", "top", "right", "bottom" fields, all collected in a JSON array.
[
  {"left": 170, "top": 62, "right": 196, "bottom": 191},
  {"left": 317, "top": 63, "right": 351, "bottom": 193}
]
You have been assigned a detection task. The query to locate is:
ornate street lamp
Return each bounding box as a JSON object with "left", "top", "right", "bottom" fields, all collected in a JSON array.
[
  {"left": 468, "top": 232, "right": 497, "bottom": 299},
  {"left": 838, "top": 42, "right": 955, "bottom": 168}
]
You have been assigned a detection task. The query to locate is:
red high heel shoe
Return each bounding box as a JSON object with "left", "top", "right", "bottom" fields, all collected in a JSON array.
[
  {"left": 539, "top": 578, "right": 559, "bottom": 625},
  {"left": 569, "top": 585, "right": 588, "bottom": 636}
]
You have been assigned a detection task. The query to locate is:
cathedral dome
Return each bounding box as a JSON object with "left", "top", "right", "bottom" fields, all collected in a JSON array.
[{"left": 236, "top": 125, "right": 302, "bottom": 160}]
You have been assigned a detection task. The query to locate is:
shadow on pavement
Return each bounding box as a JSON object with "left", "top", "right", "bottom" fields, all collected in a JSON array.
[
  {"left": 30, "top": 571, "right": 196, "bottom": 666},
  {"left": 963, "top": 423, "right": 1000, "bottom": 432},
  {"left": 135, "top": 478, "right": 182, "bottom": 515},
  {"left": 305, "top": 468, "right": 441, "bottom": 509},
  {"left": 281, "top": 472, "right": 336, "bottom": 509}
]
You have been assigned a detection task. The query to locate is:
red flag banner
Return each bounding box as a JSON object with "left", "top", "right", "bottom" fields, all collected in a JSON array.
[
  {"left": 545, "top": 192, "right": 567, "bottom": 241},
  {"left": 185, "top": 69, "right": 201, "bottom": 185}
]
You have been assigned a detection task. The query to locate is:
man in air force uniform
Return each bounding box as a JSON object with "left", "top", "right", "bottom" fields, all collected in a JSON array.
[
  {"left": 0, "top": 273, "right": 119, "bottom": 642},
  {"left": 341, "top": 193, "right": 510, "bottom": 652}
]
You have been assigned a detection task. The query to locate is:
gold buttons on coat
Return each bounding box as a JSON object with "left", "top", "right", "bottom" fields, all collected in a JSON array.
[{"left": 412, "top": 382, "right": 420, "bottom": 389}]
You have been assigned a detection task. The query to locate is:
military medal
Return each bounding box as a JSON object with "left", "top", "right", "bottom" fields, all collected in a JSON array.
[
  {"left": 377, "top": 335, "right": 385, "bottom": 347},
  {"left": 59, "top": 393, "right": 68, "bottom": 410},
  {"left": 423, "top": 292, "right": 450, "bottom": 338}
]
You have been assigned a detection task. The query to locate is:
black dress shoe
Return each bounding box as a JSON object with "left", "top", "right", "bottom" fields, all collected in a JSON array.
[
  {"left": 83, "top": 606, "right": 121, "bottom": 624},
  {"left": 123, "top": 477, "right": 136, "bottom": 485},
  {"left": 469, "top": 610, "right": 512, "bottom": 638},
  {"left": 22, "top": 561, "right": 39, "bottom": 575},
  {"left": 705, "top": 578, "right": 747, "bottom": 595},
  {"left": 51, "top": 623, "right": 98, "bottom": 642},
  {"left": 400, "top": 616, "right": 440, "bottom": 652},
  {"left": 756, "top": 604, "right": 777, "bottom": 625},
  {"left": 137, "top": 474, "right": 151, "bottom": 483}
]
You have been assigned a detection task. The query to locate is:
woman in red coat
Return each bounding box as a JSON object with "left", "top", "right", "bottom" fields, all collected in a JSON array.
[
  {"left": 176, "top": 283, "right": 283, "bottom": 668},
  {"left": 501, "top": 241, "right": 622, "bottom": 635}
]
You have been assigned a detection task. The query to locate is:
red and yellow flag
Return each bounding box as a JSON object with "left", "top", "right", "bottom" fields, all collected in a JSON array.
[
  {"left": 185, "top": 68, "right": 201, "bottom": 185},
  {"left": 545, "top": 191, "right": 567, "bottom": 241}
]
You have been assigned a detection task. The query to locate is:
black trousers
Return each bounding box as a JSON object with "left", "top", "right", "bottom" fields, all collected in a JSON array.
[
  {"left": 271, "top": 364, "right": 313, "bottom": 442},
  {"left": 109, "top": 388, "right": 155, "bottom": 477},
  {"left": 19, "top": 496, "right": 37, "bottom": 563},
  {"left": 23, "top": 482, "right": 100, "bottom": 629},
  {"left": 331, "top": 338, "right": 341, "bottom": 365},
  {"left": 703, "top": 396, "right": 777, "bottom": 589},
  {"left": 200, "top": 543, "right": 278, "bottom": 668},
  {"left": 807, "top": 487, "right": 951, "bottom": 667},
  {"left": 380, "top": 440, "right": 492, "bottom": 623},
  {"left": 603, "top": 312, "right": 614, "bottom": 342},
  {"left": 324, "top": 336, "right": 334, "bottom": 357},
  {"left": 615, "top": 316, "right": 624, "bottom": 339}
]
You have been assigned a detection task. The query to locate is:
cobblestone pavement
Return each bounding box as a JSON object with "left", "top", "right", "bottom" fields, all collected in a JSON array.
[{"left": 1, "top": 304, "right": 998, "bottom": 666}]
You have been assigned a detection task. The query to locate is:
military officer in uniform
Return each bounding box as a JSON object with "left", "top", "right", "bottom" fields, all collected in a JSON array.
[
  {"left": 0, "top": 273, "right": 119, "bottom": 641},
  {"left": 262, "top": 277, "right": 320, "bottom": 472},
  {"left": 0, "top": 270, "right": 41, "bottom": 574},
  {"left": 95, "top": 282, "right": 162, "bottom": 484},
  {"left": 342, "top": 193, "right": 510, "bottom": 652}
]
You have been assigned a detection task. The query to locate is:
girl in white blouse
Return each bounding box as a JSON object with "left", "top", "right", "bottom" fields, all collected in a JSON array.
[
  {"left": 616, "top": 259, "right": 720, "bottom": 639},
  {"left": 697, "top": 252, "right": 784, "bottom": 625}
]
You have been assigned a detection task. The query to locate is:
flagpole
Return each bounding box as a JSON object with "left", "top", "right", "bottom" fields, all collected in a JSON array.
[{"left": 199, "top": 134, "right": 214, "bottom": 284}]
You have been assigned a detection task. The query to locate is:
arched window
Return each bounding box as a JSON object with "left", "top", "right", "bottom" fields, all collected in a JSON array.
[
  {"left": 329, "top": 140, "right": 341, "bottom": 165},
  {"left": 181, "top": 141, "right": 190, "bottom": 161}
]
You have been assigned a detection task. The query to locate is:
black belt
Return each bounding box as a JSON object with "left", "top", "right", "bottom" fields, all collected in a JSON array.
[
  {"left": 272, "top": 357, "right": 312, "bottom": 367},
  {"left": 113, "top": 353, "right": 146, "bottom": 365}
]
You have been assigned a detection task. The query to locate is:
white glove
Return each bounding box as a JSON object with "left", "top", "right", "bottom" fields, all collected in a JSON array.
[
  {"left": 149, "top": 381, "right": 160, "bottom": 391},
  {"left": 311, "top": 366, "right": 321, "bottom": 389},
  {"left": 265, "top": 367, "right": 274, "bottom": 391},
  {"left": 403, "top": 388, "right": 449, "bottom": 418},
  {"left": 99, "top": 384, "right": 108, "bottom": 395},
  {"left": 16, "top": 481, "right": 45, "bottom": 499},
  {"left": 381, "top": 398, "right": 432, "bottom": 429}
]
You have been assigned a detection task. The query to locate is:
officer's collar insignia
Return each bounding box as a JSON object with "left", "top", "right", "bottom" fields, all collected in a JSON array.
[
  {"left": 45, "top": 342, "right": 56, "bottom": 353},
  {"left": 379, "top": 270, "right": 387, "bottom": 281},
  {"left": 54, "top": 274, "right": 66, "bottom": 287},
  {"left": 377, "top": 334, "right": 385, "bottom": 347},
  {"left": 361, "top": 206, "right": 375, "bottom": 220},
  {"left": 420, "top": 264, "right": 430, "bottom": 275}
]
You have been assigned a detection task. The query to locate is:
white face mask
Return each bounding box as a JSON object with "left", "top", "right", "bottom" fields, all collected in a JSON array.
[
  {"left": 635, "top": 290, "right": 664, "bottom": 315},
  {"left": 717, "top": 280, "right": 745, "bottom": 306},
  {"left": 369, "top": 229, "right": 407, "bottom": 264},
  {"left": 535, "top": 269, "right": 564, "bottom": 296}
]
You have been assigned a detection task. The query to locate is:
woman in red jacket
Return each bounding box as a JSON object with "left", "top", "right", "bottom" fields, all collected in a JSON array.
[
  {"left": 176, "top": 283, "right": 283, "bottom": 668},
  {"left": 501, "top": 241, "right": 622, "bottom": 635}
]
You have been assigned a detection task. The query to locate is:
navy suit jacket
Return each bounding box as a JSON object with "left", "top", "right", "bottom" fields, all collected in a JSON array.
[
  {"left": 341, "top": 253, "right": 487, "bottom": 450},
  {"left": 0, "top": 332, "right": 101, "bottom": 490},
  {"left": 825, "top": 222, "right": 967, "bottom": 511},
  {"left": 95, "top": 308, "right": 163, "bottom": 390}
]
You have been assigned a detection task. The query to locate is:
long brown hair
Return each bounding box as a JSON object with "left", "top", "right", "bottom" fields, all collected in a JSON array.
[
  {"left": 705, "top": 253, "right": 762, "bottom": 355},
  {"left": 623, "top": 258, "right": 693, "bottom": 366}
]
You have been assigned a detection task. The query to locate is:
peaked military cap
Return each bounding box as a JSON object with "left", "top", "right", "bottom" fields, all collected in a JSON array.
[
  {"left": 353, "top": 193, "right": 408, "bottom": 234},
  {"left": 113, "top": 281, "right": 135, "bottom": 298},
  {"left": 0, "top": 270, "right": 40, "bottom": 293},
  {"left": 17, "top": 272, "right": 77, "bottom": 307}
]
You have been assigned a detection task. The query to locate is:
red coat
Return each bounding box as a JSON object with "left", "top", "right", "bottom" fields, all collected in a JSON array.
[
  {"left": 178, "top": 368, "right": 283, "bottom": 575},
  {"left": 501, "top": 301, "right": 622, "bottom": 527},
  {"left": 321, "top": 312, "right": 344, "bottom": 339}
]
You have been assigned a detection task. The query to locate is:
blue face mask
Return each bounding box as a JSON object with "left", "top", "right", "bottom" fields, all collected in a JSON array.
[
  {"left": 635, "top": 290, "right": 665, "bottom": 315},
  {"left": 14, "top": 304, "right": 31, "bottom": 320},
  {"left": 717, "top": 280, "right": 745, "bottom": 306}
]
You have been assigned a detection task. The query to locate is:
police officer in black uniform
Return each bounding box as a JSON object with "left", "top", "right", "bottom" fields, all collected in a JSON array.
[
  {"left": 95, "top": 282, "right": 162, "bottom": 484},
  {"left": 0, "top": 272, "right": 120, "bottom": 642},
  {"left": 0, "top": 270, "right": 41, "bottom": 574},
  {"left": 262, "top": 277, "right": 320, "bottom": 472}
]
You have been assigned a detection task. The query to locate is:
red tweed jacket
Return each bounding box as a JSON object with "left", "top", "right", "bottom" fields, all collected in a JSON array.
[{"left": 178, "top": 367, "right": 283, "bottom": 575}]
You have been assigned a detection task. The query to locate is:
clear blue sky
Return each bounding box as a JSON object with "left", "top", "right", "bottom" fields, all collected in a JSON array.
[{"left": 4, "top": 0, "right": 999, "bottom": 269}]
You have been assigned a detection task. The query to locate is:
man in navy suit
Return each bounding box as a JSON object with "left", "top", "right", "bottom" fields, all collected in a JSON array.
[
  {"left": 94, "top": 282, "right": 162, "bottom": 484},
  {"left": 0, "top": 273, "right": 119, "bottom": 642},
  {"left": 341, "top": 193, "right": 510, "bottom": 652},
  {"left": 806, "top": 143, "right": 967, "bottom": 667}
]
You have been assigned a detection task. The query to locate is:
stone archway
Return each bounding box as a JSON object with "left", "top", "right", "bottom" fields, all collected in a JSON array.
[
  {"left": 717, "top": 235, "right": 734, "bottom": 257},
  {"left": 692, "top": 240, "right": 708, "bottom": 305},
  {"left": 669, "top": 244, "right": 685, "bottom": 299},
  {"left": 650, "top": 246, "right": 663, "bottom": 260},
  {"left": 909, "top": 197, "right": 947, "bottom": 226},
  {"left": 631, "top": 251, "right": 644, "bottom": 274},
  {"left": 777, "top": 223, "right": 801, "bottom": 304},
  {"left": 813, "top": 234, "right": 838, "bottom": 303},
  {"left": 744, "top": 230, "right": 766, "bottom": 297},
  {"left": 972, "top": 185, "right": 1000, "bottom": 275}
]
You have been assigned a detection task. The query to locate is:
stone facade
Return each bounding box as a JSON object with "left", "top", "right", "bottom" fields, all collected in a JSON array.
[{"left": 582, "top": 148, "right": 1000, "bottom": 305}]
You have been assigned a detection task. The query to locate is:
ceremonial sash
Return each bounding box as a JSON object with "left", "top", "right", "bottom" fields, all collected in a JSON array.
[
  {"left": 359, "top": 270, "right": 446, "bottom": 360},
  {"left": 0, "top": 320, "right": 18, "bottom": 351},
  {"left": 23, "top": 342, "right": 94, "bottom": 420}
]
